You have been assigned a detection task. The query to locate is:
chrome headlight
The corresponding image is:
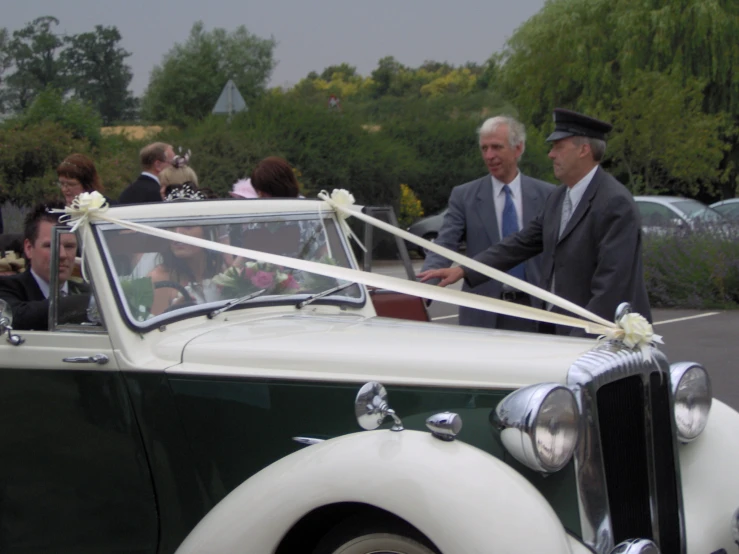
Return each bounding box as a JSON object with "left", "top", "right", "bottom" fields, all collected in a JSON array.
[
  {"left": 494, "top": 383, "right": 579, "bottom": 473},
  {"left": 670, "top": 362, "right": 711, "bottom": 443}
]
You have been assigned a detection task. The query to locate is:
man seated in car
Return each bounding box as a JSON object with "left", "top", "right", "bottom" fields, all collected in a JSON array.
[{"left": 0, "top": 203, "right": 90, "bottom": 330}]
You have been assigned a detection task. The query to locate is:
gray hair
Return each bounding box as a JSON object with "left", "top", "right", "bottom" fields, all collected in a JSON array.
[
  {"left": 478, "top": 116, "right": 526, "bottom": 154},
  {"left": 573, "top": 136, "right": 607, "bottom": 162}
]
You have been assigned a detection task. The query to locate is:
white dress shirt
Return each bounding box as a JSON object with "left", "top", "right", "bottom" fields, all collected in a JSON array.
[
  {"left": 30, "top": 269, "right": 69, "bottom": 299},
  {"left": 141, "top": 171, "right": 160, "bottom": 185},
  {"left": 492, "top": 171, "right": 523, "bottom": 238},
  {"left": 567, "top": 165, "right": 599, "bottom": 215}
]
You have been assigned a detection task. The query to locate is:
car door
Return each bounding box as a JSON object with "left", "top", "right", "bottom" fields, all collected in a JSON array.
[{"left": 0, "top": 243, "right": 158, "bottom": 553}]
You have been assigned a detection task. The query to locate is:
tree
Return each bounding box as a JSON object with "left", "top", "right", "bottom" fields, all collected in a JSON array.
[
  {"left": 605, "top": 72, "right": 727, "bottom": 196},
  {"left": 61, "top": 25, "right": 135, "bottom": 124},
  {"left": 141, "top": 22, "right": 276, "bottom": 125},
  {"left": 498, "top": 0, "right": 739, "bottom": 197},
  {"left": 2, "top": 16, "right": 65, "bottom": 112},
  {"left": 319, "top": 63, "right": 357, "bottom": 81},
  {"left": 0, "top": 28, "right": 12, "bottom": 112}
]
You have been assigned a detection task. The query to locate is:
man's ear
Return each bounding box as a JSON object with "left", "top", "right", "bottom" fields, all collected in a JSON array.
[{"left": 23, "top": 238, "right": 33, "bottom": 260}]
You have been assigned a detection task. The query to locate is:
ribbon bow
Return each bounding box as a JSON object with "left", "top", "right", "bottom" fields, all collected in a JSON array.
[
  {"left": 317, "top": 189, "right": 366, "bottom": 252},
  {"left": 600, "top": 312, "right": 664, "bottom": 361},
  {"left": 52, "top": 191, "right": 110, "bottom": 232}
]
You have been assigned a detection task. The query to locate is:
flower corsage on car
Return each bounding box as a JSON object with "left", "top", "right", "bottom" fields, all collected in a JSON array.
[{"left": 212, "top": 261, "right": 302, "bottom": 297}]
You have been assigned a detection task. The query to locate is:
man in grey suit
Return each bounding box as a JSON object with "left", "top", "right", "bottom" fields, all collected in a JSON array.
[
  {"left": 420, "top": 115, "right": 555, "bottom": 331},
  {"left": 419, "top": 108, "right": 651, "bottom": 335}
]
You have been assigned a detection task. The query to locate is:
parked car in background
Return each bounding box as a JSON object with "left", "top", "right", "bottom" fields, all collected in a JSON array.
[
  {"left": 634, "top": 195, "right": 727, "bottom": 233},
  {"left": 406, "top": 208, "right": 447, "bottom": 257},
  {"left": 2, "top": 197, "right": 739, "bottom": 553},
  {"left": 710, "top": 198, "right": 739, "bottom": 221}
]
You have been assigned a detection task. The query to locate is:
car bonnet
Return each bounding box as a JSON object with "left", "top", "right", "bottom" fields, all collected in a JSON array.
[{"left": 174, "top": 313, "right": 594, "bottom": 389}]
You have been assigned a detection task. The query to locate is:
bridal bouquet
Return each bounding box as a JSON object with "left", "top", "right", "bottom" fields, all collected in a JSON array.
[{"left": 212, "top": 261, "right": 302, "bottom": 297}]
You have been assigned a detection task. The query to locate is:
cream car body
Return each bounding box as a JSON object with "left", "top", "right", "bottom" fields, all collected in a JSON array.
[{"left": 0, "top": 198, "right": 737, "bottom": 554}]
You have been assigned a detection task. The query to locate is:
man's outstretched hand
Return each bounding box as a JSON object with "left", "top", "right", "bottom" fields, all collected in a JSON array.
[{"left": 417, "top": 266, "right": 465, "bottom": 287}]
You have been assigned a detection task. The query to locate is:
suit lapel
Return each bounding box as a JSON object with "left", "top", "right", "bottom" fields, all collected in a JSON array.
[
  {"left": 557, "top": 167, "right": 602, "bottom": 243},
  {"left": 20, "top": 270, "right": 45, "bottom": 301},
  {"left": 475, "top": 176, "right": 500, "bottom": 245},
  {"left": 520, "top": 174, "right": 537, "bottom": 224}
]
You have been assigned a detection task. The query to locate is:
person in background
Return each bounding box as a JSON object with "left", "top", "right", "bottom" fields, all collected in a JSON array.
[
  {"left": 0, "top": 203, "right": 90, "bottom": 330},
  {"left": 159, "top": 151, "right": 199, "bottom": 200},
  {"left": 230, "top": 178, "right": 259, "bottom": 199},
  {"left": 251, "top": 157, "right": 300, "bottom": 198},
  {"left": 56, "top": 153, "right": 104, "bottom": 206},
  {"left": 420, "top": 116, "right": 555, "bottom": 332},
  {"left": 118, "top": 142, "right": 175, "bottom": 205},
  {"left": 419, "top": 108, "right": 651, "bottom": 335},
  {"left": 147, "top": 184, "right": 222, "bottom": 315}
]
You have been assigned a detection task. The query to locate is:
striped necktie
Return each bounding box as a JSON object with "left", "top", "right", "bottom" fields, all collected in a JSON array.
[{"left": 559, "top": 189, "right": 573, "bottom": 238}]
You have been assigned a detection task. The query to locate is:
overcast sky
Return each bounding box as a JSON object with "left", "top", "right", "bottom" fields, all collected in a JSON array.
[{"left": 6, "top": 0, "right": 546, "bottom": 96}]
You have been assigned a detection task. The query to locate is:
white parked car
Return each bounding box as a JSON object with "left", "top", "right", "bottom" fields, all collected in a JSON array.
[
  {"left": 710, "top": 198, "right": 739, "bottom": 222},
  {"left": 1, "top": 197, "right": 738, "bottom": 554},
  {"left": 634, "top": 195, "right": 727, "bottom": 232}
]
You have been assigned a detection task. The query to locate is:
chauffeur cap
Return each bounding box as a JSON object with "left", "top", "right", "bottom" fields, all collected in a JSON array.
[{"left": 545, "top": 108, "right": 613, "bottom": 142}]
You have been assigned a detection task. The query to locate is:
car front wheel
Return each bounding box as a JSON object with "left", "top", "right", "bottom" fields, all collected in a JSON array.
[{"left": 313, "top": 515, "right": 439, "bottom": 554}]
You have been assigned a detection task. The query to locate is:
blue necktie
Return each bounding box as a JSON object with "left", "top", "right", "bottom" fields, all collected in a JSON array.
[{"left": 502, "top": 185, "right": 526, "bottom": 280}]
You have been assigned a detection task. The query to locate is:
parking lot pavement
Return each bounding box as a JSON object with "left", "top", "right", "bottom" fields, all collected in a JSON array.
[{"left": 369, "top": 261, "right": 738, "bottom": 411}]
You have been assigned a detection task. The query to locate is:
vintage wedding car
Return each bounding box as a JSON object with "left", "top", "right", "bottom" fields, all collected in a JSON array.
[{"left": 0, "top": 195, "right": 738, "bottom": 554}]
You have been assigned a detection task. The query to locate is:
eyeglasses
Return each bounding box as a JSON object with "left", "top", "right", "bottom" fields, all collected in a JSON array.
[{"left": 56, "top": 180, "right": 83, "bottom": 190}]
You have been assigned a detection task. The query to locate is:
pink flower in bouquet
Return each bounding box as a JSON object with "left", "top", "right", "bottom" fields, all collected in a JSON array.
[
  {"left": 251, "top": 271, "right": 274, "bottom": 289},
  {"left": 279, "top": 274, "right": 301, "bottom": 291}
]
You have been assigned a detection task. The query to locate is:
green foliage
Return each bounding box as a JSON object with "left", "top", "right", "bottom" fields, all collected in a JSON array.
[
  {"left": 2, "top": 16, "right": 65, "bottom": 111},
  {"left": 0, "top": 121, "right": 86, "bottom": 206},
  {"left": 398, "top": 184, "right": 424, "bottom": 228},
  {"left": 18, "top": 87, "right": 102, "bottom": 145},
  {"left": 643, "top": 229, "right": 739, "bottom": 308},
  {"left": 1, "top": 17, "right": 134, "bottom": 123},
  {"left": 60, "top": 25, "right": 136, "bottom": 124},
  {"left": 141, "top": 22, "right": 276, "bottom": 125},
  {"left": 497, "top": 0, "right": 739, "bottom": 199},
  {"left": 604, "top": 71, "right": 728, "bottom": 196}
]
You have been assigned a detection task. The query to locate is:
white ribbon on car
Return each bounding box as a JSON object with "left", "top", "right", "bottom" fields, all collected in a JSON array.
[{"left": 56, "top": 191, "right": 662, "bottom": 356}]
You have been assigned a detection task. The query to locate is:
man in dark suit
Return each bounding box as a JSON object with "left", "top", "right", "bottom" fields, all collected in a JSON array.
[
  {"left": 420, "top": 116, "right": 555, "bottom": 331},
  {"left": 117, "top": 142, "right": 175, "bottom": 205},
  {"left": 419, "top": 108, "right": 651, "bottom": 335},
  {"left": 0, "top": 203, "right": 90, "bottom": 330}
]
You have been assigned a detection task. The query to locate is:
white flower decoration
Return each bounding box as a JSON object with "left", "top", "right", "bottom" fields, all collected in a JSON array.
[
  {"left": 58, "top": 191, "right": 109, "bottom": 232},
  {"left": 618, "top": 313, "right": 656, "bottom": 348},
  {"left": 317, "top": 188, "right": 366, "bottom": 253},
  {"left": 329, "top": 189, "right": 356, "bottom": 219}
]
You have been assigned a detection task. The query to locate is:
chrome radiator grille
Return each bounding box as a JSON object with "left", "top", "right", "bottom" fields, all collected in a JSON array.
[{"left": 568, "top": 343, "right": 684, "bottom": 554}]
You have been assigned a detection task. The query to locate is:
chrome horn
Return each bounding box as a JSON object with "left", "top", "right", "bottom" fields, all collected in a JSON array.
[{"left": 354, "top": 381, "right": 404, "bottom": 432}]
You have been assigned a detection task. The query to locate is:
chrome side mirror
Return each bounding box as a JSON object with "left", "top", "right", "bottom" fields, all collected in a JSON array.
[
  {"left": 0, "top": 299, "right": 24, "bottom": 346},
  {"left": 354, "top": 381, "right": 404, "bottom": 432}
]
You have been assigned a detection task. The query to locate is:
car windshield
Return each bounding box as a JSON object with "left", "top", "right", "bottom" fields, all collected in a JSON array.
[
  {"left": 96, "top": 213, "right": 362, "bottom": 329},
  {"left": 672, "top": 200, "right": 725, "bottom": 223}
]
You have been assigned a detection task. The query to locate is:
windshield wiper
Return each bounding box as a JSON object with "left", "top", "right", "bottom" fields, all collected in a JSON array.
[
  {"left": 208, "top": 289, "right": 267, "bottom": 319},
  {"left": 296, "top": 281, "right": 356, "bottom": 309}
]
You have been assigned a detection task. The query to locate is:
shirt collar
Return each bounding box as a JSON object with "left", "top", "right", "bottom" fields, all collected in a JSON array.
[
  {"left": 567, "top": 165, "right": 599, "bottom": 209},
  {"left": 492, "top": 171, "right": 521, "bottom": 198},
  {"left": 30, "top": 269, "right": 69, "bottom": 299},
  {"left": 141, "top": 171, "right": 160, "bottom": 185}
]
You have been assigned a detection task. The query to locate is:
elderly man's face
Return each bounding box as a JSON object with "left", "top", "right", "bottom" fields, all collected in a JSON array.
[
  {"left": 479, "top": 124, "right": 522, "bottom": 184},
  {"left": 24, "top": 220, "right": 77, "bottom": 285},
  {"left": 548, "top": 137, "right": 589, "bottom": 186}
]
